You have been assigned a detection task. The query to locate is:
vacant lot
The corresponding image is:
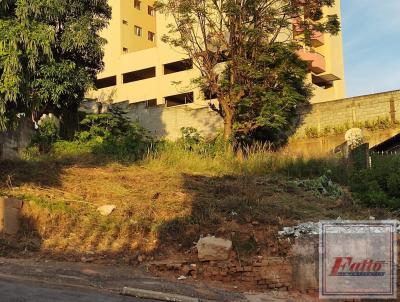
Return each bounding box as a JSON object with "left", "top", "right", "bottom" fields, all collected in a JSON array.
[{"left": 0, "top": 153, "right": 395, "bottom": 263}]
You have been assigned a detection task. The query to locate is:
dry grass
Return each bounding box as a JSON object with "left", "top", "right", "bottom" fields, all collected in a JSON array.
[{"left": 0, "top": 151, "right": 395, "bottom": 262}]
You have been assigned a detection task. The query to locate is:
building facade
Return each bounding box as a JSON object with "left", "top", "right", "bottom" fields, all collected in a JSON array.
[{"left": 87, "top": 0, "right": 346, "bottom": 113}]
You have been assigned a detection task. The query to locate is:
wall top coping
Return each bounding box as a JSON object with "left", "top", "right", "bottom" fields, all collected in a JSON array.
[{"left": 314, "top": 89, "right": 400, "bottom": 106}]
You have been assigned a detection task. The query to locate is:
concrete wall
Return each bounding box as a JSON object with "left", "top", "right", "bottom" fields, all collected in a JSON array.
[
  {"left": 287, "top": 128, "right": 400, "bottom": 158},
  {"left": 0, "top": 120, "right": 33, "bottom": 160},
  {"left": 296, "top": 90, "right": 400, "bottom": 137},
  {"left": 117, "top": 101, "right": 223, "bottom": 140},
  {"left": 3, "top": 89, "right": 400, "bottom": 159},
  {"left": 119, "top": 89, "right": 400, "bottom": 145}
]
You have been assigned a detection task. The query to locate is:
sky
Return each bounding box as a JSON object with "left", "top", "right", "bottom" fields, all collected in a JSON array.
[{"left": 341, "top": 0, "right": 400, "bottom": 97}]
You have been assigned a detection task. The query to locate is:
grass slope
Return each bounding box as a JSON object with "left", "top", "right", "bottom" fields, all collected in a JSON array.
[{"left": 0, "top": 151, "right": 395, "bottom": 262}]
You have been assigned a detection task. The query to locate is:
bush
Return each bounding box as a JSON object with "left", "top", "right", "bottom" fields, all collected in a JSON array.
[
  {"left": 62, "top": 107, "right": 155, "bottom": 160},
  {"left": 77, "top": 106, "right": 132, "bottom": 142},
  {"left": 176, "top": 127, "right": 225, "bottom": 157},
  {"left": 293, "top": 173, "right": 343, "bottom": 199},
  {"left": 31, "top": 114, "right": 60, "bottom": 153},
  {"left": 349, "top": 155, "right": 400, "bottom": 208},
  {"left": 27, "top": 107, "right": 154, "bottom": 161}
]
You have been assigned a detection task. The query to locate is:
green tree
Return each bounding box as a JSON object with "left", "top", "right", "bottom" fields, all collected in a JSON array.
[
  {"left": 156, "top": 0, "right": 340, "bottom": 144},
  {"left": 0, "top": 0, "right": 111, "bottom": 133}
]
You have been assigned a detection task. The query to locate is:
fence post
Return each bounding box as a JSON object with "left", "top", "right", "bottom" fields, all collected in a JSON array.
[{"left": 349, "top": 143, "right": 370, "bottom": 171}]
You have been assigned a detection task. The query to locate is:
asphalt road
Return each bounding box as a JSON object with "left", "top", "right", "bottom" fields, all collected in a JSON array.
[{"left": 0, "top": 279, "right": 159, "bottom": 302}]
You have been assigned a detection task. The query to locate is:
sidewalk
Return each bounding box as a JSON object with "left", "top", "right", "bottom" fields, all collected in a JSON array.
[{"left": 0, "top": 257, "right": 317, "bottom": 301}]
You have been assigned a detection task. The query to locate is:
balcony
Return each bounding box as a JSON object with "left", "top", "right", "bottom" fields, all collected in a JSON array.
[
  {"left": 311, "top": 31, "right": 324, "bottom": 47},
  {"left": 297, "top": 49, "right": 326, "bottom": 74},
  {"left": 292, "top": 19, "right": 325, "bottom": 47},
  {"left": 292, "top": 18, "right": 303, "bottom": 36}
]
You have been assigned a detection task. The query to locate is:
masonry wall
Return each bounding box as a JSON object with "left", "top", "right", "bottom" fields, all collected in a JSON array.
[
  {"left": 121, "top": 89, "right": 400, "bottom": 145},
  {"left": 0, "top": 120, "right": 33, "bottom": 160},
  {"left": 116, "top": 101, "right": 223, "bottom": 140},
  {"left": 286, "top": 128, "right": 400, "bottom": 157},
  {"left": 2, "top": 90, "right": 400, "bottom": 160},
  {"left": 296, "top": 90, "right": 400, "bottom": 137}
]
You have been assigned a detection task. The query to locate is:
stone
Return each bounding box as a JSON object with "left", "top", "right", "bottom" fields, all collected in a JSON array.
[
  {"left": 138, "top": 255, "right": 146, "bottom": 263},
  {"left": 0, "top": 197, "right": 23, "bottom": 235},
  {"left": 345, "top": 128, "right": 364, "bottom": 148},
  {"left": 97, "top": 205, "right": 116, "bottom": 216},
  {"left": 196, "top": 236, "right": 232, "bottom": 261}
]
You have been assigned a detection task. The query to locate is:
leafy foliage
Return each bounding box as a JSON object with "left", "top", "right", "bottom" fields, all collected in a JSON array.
[
  {"left": 350, "top": 155, "right": 400, "bottom": 209},
  {"left": 293, "top": 173, "right": 343, "bottom": 199},
  {"left": 233, "top": 43, "right": 312, "bottom": 145},
  {"left": 26, "top": 106, "right": 155, "bottom": 161},
  {"left": 0, "top": 0, "right": 111, "bottom": 131},
  {"left": 178, "top": 127, "right": 204, "bottom": 150},
  {"left": 78, "top": 107, "right": 133, "bottom": 142},
  {"left": 31, "top": 114, "right": 60, "bottom": 153},
  {"left": 157, "top": 0, "right": 339, "bottom": 143},
  {"left": 67, "top": 107, "right": 154, "bottom": 160}
]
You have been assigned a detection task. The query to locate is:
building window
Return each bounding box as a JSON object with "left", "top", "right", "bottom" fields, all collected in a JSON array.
[
  {"left": 122, "top": 20, "right": 128, "bottom": 25},
  {"left": 123, "top": 47, "right": 129, "bottom": 53},
  {"left": 122, "top": 67, "right": 156, "bottom": 83},
  {"left": 95, "top": 76, "right": 117, "bottom": 89},
  {"left": 148, "top": 31, "right": 155, "bottom": 42},
  {"left": 164, "top": 59, "right": 193, "bottom": 74},
  {"left": 146, "top": 99, "right": 158, "bottom": 108},
  {"left": 148, "top": 6, "right": 155, "bottom": 16},
  {"left": 134, "top": 25, "right": 142, "bottom": 37},
  {"left": 203, "top": 88, "right": 218, "bottom": 100},
  {"left": 165, "top": 92, "right": 194, "bottom": 107},
  {"left": 134, "top": 0, "right": 141, "bottom": 10}
]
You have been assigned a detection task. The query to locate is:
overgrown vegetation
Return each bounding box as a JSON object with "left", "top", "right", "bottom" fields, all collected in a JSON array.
[
  {"left": 1, "top": 153, "right": 389, "bottom": 260},
  {"left": 2, "top": 125, "right": 400, "bottom": 261},
  {"left": 292, "top": 173, "right": 343, "bottom": 199},
  {"left": 350, "top": 155, "right": 400, "bottom": 209},
  {"left": 25, "top": 107, "right": 154, "bottom": 161},
  {"left": 303, "top": 117, "right": 398, "bottom": 139}
]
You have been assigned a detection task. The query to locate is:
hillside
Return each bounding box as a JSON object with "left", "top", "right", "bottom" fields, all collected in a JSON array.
[{"left": 0, "top": 156, "right": 393, "bottom": 263}]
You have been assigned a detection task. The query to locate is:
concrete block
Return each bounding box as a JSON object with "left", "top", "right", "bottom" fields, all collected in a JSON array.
[{"left": 0, "top": 197, "right": 23, "bottom": 235}]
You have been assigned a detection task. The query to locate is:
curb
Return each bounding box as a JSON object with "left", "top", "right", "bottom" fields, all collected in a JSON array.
[{"left": 121, "top": 287, "right": 202, "bottom": 302}]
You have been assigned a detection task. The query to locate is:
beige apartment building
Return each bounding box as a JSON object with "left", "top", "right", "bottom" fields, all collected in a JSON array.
[{"left": 86, "top": 0, "right": 346, "bottom": 136}]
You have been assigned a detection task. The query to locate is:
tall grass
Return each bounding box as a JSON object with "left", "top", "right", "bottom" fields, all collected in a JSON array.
[
  {"left": 143, "top": 141, "right": 344, "bottom": 180},
  {"left": 21, "top": 131, "right": 344, "bottom": 180}
]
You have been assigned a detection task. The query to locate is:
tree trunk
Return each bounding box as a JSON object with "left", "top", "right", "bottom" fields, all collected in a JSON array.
[
  {"left": 218, "top": 95, "right": 235, "bottom": 142},
  {"left": 222, "top": 103, "right": 234, "bottom": 142},
  {"left": 223, "top": 113, "right": 233, "bottom": 141}
]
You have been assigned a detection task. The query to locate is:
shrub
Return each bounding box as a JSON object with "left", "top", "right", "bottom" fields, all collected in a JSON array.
[
  {"left": 176, "top": 127, "right": 225, "bottom": 157},
  {"left": 293, "top": 173, "right": 343, "bottom": 199},
  {"left": 20, "top": 146, "right": 41, "bottom": 160},
  {"left": 26, "top": 106, "right": 155, "bottom": 161},
  {"left": 179, "top": 127, "right": 203, "bottom": 149},
  {"left": 77, "top": 106, "right": 132, "bottom": 142},
  {"left": 349, "top": 155, "right": 400, "bottom": 208},
  {"left": 31, "top": 114, "right": 60, "bottom": 153},
  {"left": 65, "top": 107, "right": 154, "bottom": 160}
]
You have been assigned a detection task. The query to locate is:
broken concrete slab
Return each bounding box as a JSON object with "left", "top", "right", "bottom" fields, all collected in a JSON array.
[{"left": 196, "top": 236, "right": 232, "bottom": 262}]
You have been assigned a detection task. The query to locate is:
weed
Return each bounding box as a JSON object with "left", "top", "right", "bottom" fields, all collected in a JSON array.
[{"left": 292, "top": 174, "right": 343, "bottom": 199}]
